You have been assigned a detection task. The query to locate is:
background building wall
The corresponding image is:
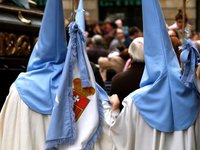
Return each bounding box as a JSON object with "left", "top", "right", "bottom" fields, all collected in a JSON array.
[
  {"left": 63, "top": 0, "right": 197, "bottom": 30},
  {"left": 63, "top": 0, "right": 99, "bottom": 25},
  {"left": 160, "top": 0, "right": 196, "bottom": 30},
  {"left": 196, "top": 0, "right": 200, "bottom": 32}
]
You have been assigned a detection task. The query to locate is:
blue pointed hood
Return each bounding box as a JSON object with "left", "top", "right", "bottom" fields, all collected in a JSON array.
[
  {"left": 75, "top": 0, "right": 85, "bottom": 31},
  {"left": 15, "top": 0, "right": 67, "bottom": 114},
  {"left": 130, "top": 0, "right": 200, "bottom": 132}
]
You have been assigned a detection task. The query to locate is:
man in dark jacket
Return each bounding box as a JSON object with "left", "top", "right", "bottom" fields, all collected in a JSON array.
[{"left": 110, "top": 37, "right": 144, "bottom": 110}]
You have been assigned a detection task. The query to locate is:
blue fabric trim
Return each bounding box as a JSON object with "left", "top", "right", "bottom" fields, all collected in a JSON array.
[
  {"left": 46, "top": 96, "right": 76, "bottom": 149},
  {"left": 70, "top": 23, "right": 92, "bottom": 88},
  {"left": 45, "top": 23, "right": 81, "bottom": 149},
  {"left": 46, "top": 22, "right": 105, "bottom": 149},
  {"left": 180, "top": 38, "right": 200, "bottom": 89}
]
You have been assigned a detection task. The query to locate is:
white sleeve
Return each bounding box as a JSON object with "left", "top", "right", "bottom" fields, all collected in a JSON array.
[
  {"left": 110, "top": 96, "right": 137, "bottom": 150},
  {"left": 102, "top": 100, "right": 120, "bottom": 126},
  {"left": 94, "top": 101, "right": 119, "bottom": 150}
]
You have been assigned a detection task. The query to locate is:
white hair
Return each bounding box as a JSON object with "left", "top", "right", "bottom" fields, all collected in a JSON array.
[
  {"left": 128, "top": 37, "right": 144, "bottom": 62},
  {"left": 91, "top": 34, "right": 103, "bottom": 46}
]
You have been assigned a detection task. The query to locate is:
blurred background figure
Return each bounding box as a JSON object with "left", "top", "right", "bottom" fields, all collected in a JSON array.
[
  {"left": 101, "top": 19, "right": 117, "bottom": 49},
  {"left": 110, "top": 37, "right": 145, "bottom": 110},
  {"left": 86, "top": 34, "right": 108, "bottom": 64},
  {"left": 168, "top": 9, "right": 192, "bottom": 39},
  {"left": 191, "top": 31, "right": 200, "bottom": 41},
  {"left": 168, "top": 29, "right": 179, "bottom": 38},
  {"left": 104, "top": 68, "right": 116, "bottom": 96},
  {"left": 194, "top": 40, "right": 200, "bottom": 52},
  {"left": 98, "top": 48, "right": 129, "bottom": 81},
  {"left": 115, "top": 19, "right": 123, "bottom": 28},
  {"left": 114, "top": 18, "right": 129, "bottom": 36},
  {"left": 124, "top": 26, "right": 143, "bottom": 48},
  {"left": 90, "top": 62, "right": 105, "bottom": 89},
  {"left": 168, "top": 9, "right": 188, "bottom": 31},
  {"left": 168, "top": 29, "right": 182, "bottom": 65},
  {"left": 86, "top": 22, "right": 103, "bottom": 37},
  {"left": 109, "top": 28, "right": 126, "bottom": 52}
]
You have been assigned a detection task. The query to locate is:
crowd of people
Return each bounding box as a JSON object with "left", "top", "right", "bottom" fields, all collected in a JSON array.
[
  {"left": 84, "top": 9, "right": 200, "bottom": 102},
  {"left": 84, "top": 18, "right": 144, "bottom": 94}
]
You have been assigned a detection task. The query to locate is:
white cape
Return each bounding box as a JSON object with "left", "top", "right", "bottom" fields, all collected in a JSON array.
[
  {"left": 0, "top": 84, "right": 115, "bottom": 150},
  {"left": 1, "top": 84, "right": 200, "bottom": 150},
  {"left": 109, "top": 95, "right": 200, "bottom": 150}
]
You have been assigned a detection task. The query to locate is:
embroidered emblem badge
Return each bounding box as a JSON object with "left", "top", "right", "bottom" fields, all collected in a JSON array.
[{"left": 73, "top": 78, "right": 95, "bottom": 121}]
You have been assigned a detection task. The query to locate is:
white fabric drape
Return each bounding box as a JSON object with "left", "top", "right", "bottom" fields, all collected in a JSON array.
[
  {"left": 110, "top": 96, "right": 200, "bottom": 150},
  {"left": 0, "top": 84, "right": 115, "bottom": 150},
  {"left": 0, "top": 84, "right": 50, "bottom": 150},
  {"left": 1, "top": 84, "right": 200, "bottom": 150}
]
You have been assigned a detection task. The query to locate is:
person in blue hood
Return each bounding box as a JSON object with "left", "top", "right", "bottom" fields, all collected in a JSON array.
[
  {"left": 0, "top": 0, "right": 110, "bottom": 149},
  {"left": 104, "top": 0, "right": 200, "bottom": 149}
]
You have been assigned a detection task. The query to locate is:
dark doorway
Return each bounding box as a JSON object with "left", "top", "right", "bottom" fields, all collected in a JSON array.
[{"left": 98, "top": 0, "right": 142, "bottom": 30}]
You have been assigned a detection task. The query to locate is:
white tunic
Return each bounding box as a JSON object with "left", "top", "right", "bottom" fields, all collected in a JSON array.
[
  {"left": 109, "top": 96, "right": 200, "bottom": 150},
  {"left": 1, "top": 84, "right": 200, "bottom": 150},
  {"left": 0, "top": 84, "right": 115, "bottom": 150}
]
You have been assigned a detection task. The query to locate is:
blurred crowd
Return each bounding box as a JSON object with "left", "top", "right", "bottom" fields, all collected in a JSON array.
[{"left": 75, "top": 9, "right": 200, "bottom": 107}]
